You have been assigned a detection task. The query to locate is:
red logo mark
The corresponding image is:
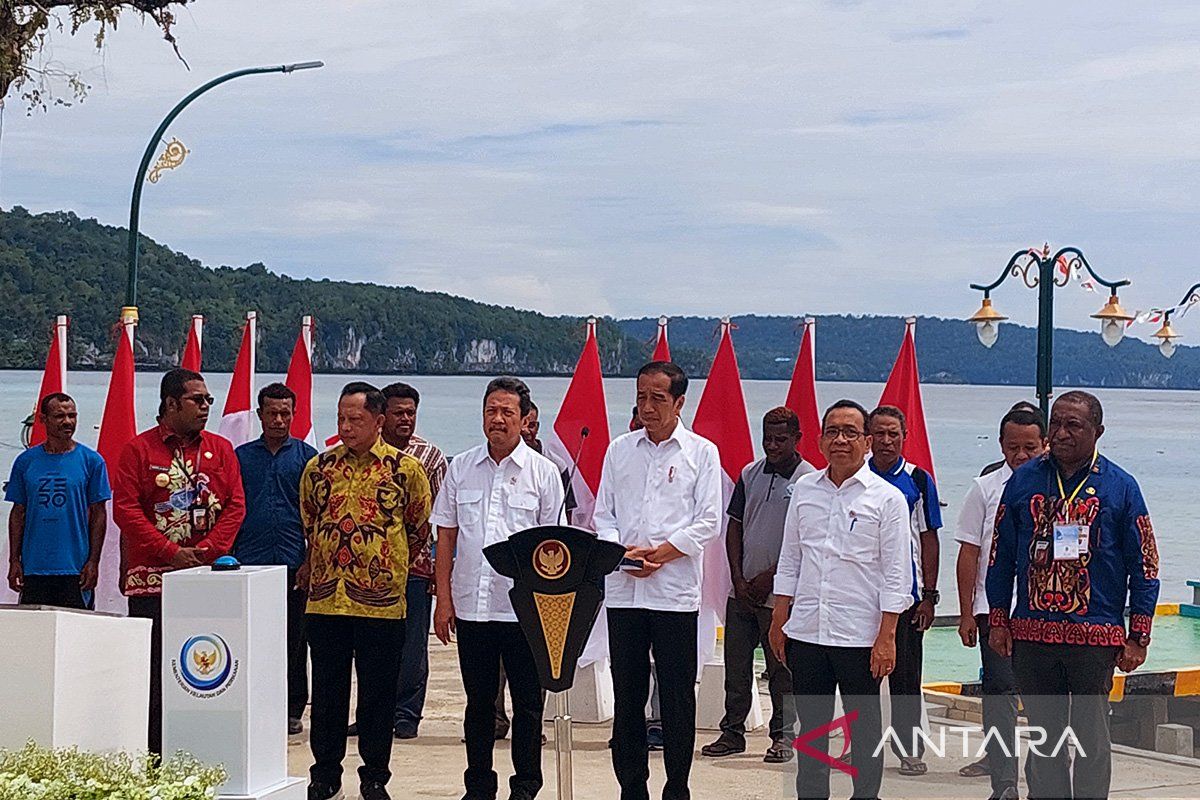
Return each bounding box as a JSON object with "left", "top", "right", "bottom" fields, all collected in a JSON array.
[{"left": 792, "top": 710, "right": 858, "bottom": 777}]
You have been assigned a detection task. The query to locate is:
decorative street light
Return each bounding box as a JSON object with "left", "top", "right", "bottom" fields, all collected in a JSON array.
[
  {"left": 967, "top": 244, "right": 1133, "bottom": 416},
  {"left": 1149, "top": 282, "right": 1200, "bottom": 358}
]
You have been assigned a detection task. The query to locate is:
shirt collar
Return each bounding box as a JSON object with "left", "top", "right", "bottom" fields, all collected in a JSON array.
[
  {"left": 636, "top": 419, "right": 687, "bottom": 449},
  {"left": 763, "top": 456, "right": 804, "bottom": 477},
  {"left": 340, "top": 437, "right": 392, "bottom": 463},
  {"left": 1045, "top": 451, "right": 1105, "bottom": 479},
  {"left": 473, "top": 437, "right": 531, "bottom": 468},
  {"left": 255, "top": 435, "right": 295, "bottom": 452},
  {"left": 159, "top": 423, "right": 201, "bottom": 448},
  {"left": 818, "top": 460, "right": 873, "bottom": 489},
  {"left": 869, "top": 455, "right": 906, "bottom": 478}
]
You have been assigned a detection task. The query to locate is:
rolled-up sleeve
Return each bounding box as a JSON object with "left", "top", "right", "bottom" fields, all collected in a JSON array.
[
  {"left": 592, "top": 449, "right": 620, "bottom": 544},
  {"left": 666, "top": 442, "right": 723, "bottom": 558},
  {"left": 878, "top": 490, "right": 914, "bottom": 613},
  {"left": 430, "top": 460, "right": 459, "bottom": 529}
]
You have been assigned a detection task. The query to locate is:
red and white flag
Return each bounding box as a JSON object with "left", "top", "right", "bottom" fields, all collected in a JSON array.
[
  {"left": 878, "top": 317, "right": 936, "bottom": 479},
  {"left": 286, "top": 315, "right": 318, "bottom": 447},
  {"left": 784, "top": 317, "right": 827, "bottom": 469},
  {"left": 29, "top": 315, "right": 69, "bottom": 448},
  {"left": 95, "top": 310, "right": 140, "bottom": 614},
  {"left": 546, "top": 317, "right": 611, "bottom": 529},
  {"left": 691, "top": 319, "right": 754, "bottom": 663},
  {"left": 219, "top": 311, "right": 257, "bottom": 448},
  {"left": 181, "top": 314, "right": 203, "bottom": 371},
  {"left": 652, "top": 315, "right": 671, "bottom": 361}
]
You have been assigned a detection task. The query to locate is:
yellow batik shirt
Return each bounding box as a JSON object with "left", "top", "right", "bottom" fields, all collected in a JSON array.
[{"left": 300, "top": 438, "right": 432, "bottom": 619}]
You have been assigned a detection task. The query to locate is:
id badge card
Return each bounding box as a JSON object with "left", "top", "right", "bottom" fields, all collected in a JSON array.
[
  {"left": 1053, "top": 524, "right": 1087, "bottom": 561},
  {"left": 190, "top": 504, "right": 210, "bottom": 533}
]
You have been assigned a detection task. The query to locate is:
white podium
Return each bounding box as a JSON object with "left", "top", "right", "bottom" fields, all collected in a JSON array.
[
  {"left": 163, "top": 566, "right": 304, "bottom": 800},
  {"left": 0, "top": 605, "right": 151, "bottom": 753}
]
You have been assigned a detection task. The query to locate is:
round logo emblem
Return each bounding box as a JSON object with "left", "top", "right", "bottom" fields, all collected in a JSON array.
[
  {"left": 532, "top": 540, "right": 570, "bottom": 580},
  {"left": 155, "top": 473, "right": 171, "bottom": 488},
  {"left": 177, "top": 634, "right": 234, "bottom": 693}
]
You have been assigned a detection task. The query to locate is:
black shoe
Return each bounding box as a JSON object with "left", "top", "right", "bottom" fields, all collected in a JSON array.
[
  {"left": 359, "top": 781, "right": 390, "bottom": 800},
  {"left": 646, "top": 725, "right": 664, "bottom": 752},
  {"left": 700, "top": 735, "right": 746, "bottom": 758},
  {"left": 393, "top": 727, "right": 418, "bottom": 740},
  {"left": 307, "top": 781, "right": 342, "bottom": 800},
  {"left": 989, "top": 787, "right": 1019, "bottom": 800},
  {"left": 494, "top": 724, "right": 510, "bottom": 741},
  {"left": 346, "top": 722, "right": 358, "bottom": 737},
  {"left": 289, "top": 718, "right": 304, "bottom": 735}
]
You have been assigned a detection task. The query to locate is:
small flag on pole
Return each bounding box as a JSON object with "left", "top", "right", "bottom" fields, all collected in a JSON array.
[
  {"left": 784, "top": 317, "right": 827, "bottom": 469},
  {"left": 286, "top": 316, "right": 317, "bottom": 447},
  {"left": 652, "top": 316, "right": 671, "bottom": 361},
  {"left": 181, "top": 315, "right": 203, "bottom": 371},
  {"left": 218, "top": 312, "right": 257, "bottom": 448},
  {"left": 29, "top": 315, "right": 69, "bottom": 448},
  {"left": 878, "top": 317, "right": 936, "bottom": 479}
]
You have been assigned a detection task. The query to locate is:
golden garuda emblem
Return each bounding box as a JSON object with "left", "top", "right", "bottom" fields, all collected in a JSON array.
[{"left": 533, "top": 539, "right": 570, "bottom": 580}]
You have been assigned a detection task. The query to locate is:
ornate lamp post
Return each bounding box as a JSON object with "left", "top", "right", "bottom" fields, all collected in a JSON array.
[
  {"left": 1149, "top": 282, "right": 1200, "bottom": 358},
  {"left": 967, "top": 244, "right": 1134, "bottom": 416}
]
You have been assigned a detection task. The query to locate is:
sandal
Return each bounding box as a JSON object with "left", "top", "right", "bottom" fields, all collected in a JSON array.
[
  {"left": 700, "top": 738, "right": 745, "bottom": 758},
  {"left": 764, "top": 741, "right": 795, "bottom": 763},
  {"left": 898, "top": 756, "right": 928, "bottom": 776},
  {"left": 959, "top": 758, "right": 991, "bottom": 778}
]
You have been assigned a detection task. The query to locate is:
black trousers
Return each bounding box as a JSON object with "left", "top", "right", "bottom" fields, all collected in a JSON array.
[
  {"left": 1012, "top": 640, "right": 1119, "bottom": 800},
  {"left": 977, "top": 614, "right": 1019, "bottom": 794},
  {"left": 306, "top": 613, "right": 406, "bottom": 788},
  {"left": 394, "top": 576, "right": 433, "bottom": 734},
  {"left": 608, "top": 608, "right": 698, "bottom": 800},
  {"left": 19, "top": 574, "right": 90, "bottom": 610},
  {"left": 127, "top": 595, "right": 163, "bottom": 754},
  {"left": 787, "top": 639, "right": 883, "bottom": 800},
  {"left": 888, "top": 605, "right": 924, "bottom": 759},
  {"left": 286, "top": 571, "right": 310, "bottom": 721},
  {"left": 456, "top": 619, "right": 545, "bottom": 799},
  {"left": 719, "top": 596, "right": 796, "bottom": 744}
]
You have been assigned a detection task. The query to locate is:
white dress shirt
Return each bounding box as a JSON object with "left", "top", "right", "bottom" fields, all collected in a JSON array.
[
  {"left": 773, "top": 462, "right": 913, "bottom": 648},
  {"left": 431, "top": 439, "right": 564, "bottom": 623},
  {"left": 593, "top": 423, "right": 723, "bottom": 612},
  {"left": 954, "top": 463, "right": 1012, "bottom": 616}
]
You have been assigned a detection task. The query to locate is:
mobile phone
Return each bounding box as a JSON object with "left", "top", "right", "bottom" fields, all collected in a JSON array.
[{"left": 619, "top": 557, "right": 646, "bottom": 571}]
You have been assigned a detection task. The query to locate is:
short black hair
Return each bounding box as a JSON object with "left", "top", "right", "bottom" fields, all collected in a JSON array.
[
  {"left": 630, "top": 406, "right": 639, "bottom": 421},
  {"left": 340, "top": 381, "right": 386, "bottom": 416},
  {"left": 484, "top": 376, "right": 533, "bottom": 417},
  {"left": 1055, "top": 390, "right": 1103, "bottom": 428},
  {"left": 1009, "top": 400, "right": 1039, "bottom": 414},
  {"left": 1000, "top": 407, "right": 1046, "bottom": 439},
  {"left": 763, "top": 406, "right": 800, "bottom": 435},
  {"left": 868, "top": 405, "right": 907, "bottom": 434},
  {"left": 39, "top": 392, "right": 73, "bottom": 415},
  {"left": 637, "top": 361, "right": 688, "bottom": 399},
  {"left": 258, "top": 382, "right": 295, "bottom": 409},
  {"left": 821, "top": 399, "right": 870, "bottom": 431},
  {"left": 529, "top": 400, "right": 539, "bottom": 414},
  {"left": 160, "top": 368, "right": 204, "bottom": 416},
  {"left": 382, "top": 382, "right": 420, "bottom": 407}
]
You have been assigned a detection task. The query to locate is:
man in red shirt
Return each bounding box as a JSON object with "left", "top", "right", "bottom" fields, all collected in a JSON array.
[{"left": 113, "top": 368, "right": 246, "bottom": 753}]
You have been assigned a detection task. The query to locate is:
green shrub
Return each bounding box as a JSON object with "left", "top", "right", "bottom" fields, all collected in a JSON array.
[{"left": 0, "top": 742, "right": 226, "bottom": 800}]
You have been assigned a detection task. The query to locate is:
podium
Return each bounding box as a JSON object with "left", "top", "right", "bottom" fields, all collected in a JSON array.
[
  {"left": 162, "top": 565, "right": 304, "bottom": 800},
  {"left": 0, "top": 605, "right": 150, "bottom": 753}
]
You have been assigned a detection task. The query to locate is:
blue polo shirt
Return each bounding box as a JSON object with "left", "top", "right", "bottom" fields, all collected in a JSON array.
[
  {"left": 233, "top": 436, "right": 318, "bottom": 569},
  {"left": 870, "top": 456, "right": 942, "bottom": 601}
]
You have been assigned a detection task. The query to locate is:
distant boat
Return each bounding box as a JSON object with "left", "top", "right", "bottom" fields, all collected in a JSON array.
[{"left": 774, "top": 356, "right": 792, "bottom": 362}]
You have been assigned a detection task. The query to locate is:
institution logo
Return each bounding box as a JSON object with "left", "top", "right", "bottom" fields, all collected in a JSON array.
[
  {"left": 533, "top": 539, "right": 570, "bottom": 580},
  {"left": 172, "top": 634, "right": 238, "bottom": 697}
]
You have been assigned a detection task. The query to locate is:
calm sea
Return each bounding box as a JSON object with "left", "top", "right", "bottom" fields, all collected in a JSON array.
[{"left": 0, "top": 371, "right": 1194, "bottom": 609}]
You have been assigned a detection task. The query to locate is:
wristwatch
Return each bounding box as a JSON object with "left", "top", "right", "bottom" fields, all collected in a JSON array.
[
  {"left": 1128, "top": 632, "right": 1150, "bottom": 648},
  {"left": 921, "top": 588, "right": 940, "bottom": 606}
]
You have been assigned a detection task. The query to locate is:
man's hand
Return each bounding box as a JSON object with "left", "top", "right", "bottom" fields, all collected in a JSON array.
[
  {"left": 168, "top": 548, "right": 203, "bottom": 570},
  {"left": 988, "top": 625, "right": 1012, "bottom": 658},
  {"left": 434, "top": 596, "right": 456, "bottom": 644},
  {"left": 79, "top": 559, "right": 99, "bottom": 591},
  {"left": 644, "top": 542, "right": 685, "bottom": 565},
  {"left": 958, "top": 614, "right": 978, "bottom": 648},
  {"left": 768, "top": 619, "right": 788, "bottom": 665},
  {"left": 7, "top": 561, "right": 22, "bottom": 594},
  {"left": 732, "top": 577, "right": 752, "bottom": 603},
  {"left": 1117, "top": 641, "right": 1148, "bottom": 673},
  {"left": 295, "top": 562, "right": 311, "bottom": 592},
  {"left": 624, "top": 546, "right": 663, "bottom": 579},
  {"left": 747, "top": 571, "right": 774, "bottom": 605},
  {"left": 871, "top": 632, "right": 897, "bottom": 679},
  {"left": 913, "top": 598, "right": 936, "bottom": 632}
]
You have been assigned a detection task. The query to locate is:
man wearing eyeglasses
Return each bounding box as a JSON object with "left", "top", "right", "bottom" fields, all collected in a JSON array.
[
  {"left": 769, "top": 400, "right": 911, "bottom": 800},
  {"left": 113, "top": 368, "right": 246, "bottom": 753}
]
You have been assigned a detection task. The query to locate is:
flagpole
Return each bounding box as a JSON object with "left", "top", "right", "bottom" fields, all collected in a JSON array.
[{"left": 55, "top": 315, "right": 68, "bottom": 392}]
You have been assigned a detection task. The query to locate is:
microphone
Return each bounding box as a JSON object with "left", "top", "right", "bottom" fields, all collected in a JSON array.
[{"left": 559, "top": 427, "right": 590, "bottom": 523}]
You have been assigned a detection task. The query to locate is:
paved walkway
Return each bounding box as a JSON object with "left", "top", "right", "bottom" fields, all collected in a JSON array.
[{"left": 286, "top": 637, "right": 1200, "bottom": 799}]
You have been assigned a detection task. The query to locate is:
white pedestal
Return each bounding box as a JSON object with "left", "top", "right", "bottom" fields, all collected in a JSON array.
[
  {"left": 543, "top": 660, "right": 615, "bottom": 723},
  {"left": 696, "top": 660, "right": 764, "bottom": 732},
  {"left": 163, "top": 566, "right": 297, "bottom": 799},
  {"left": 0, "top": 606, "right": 150, "bottom": 753}
]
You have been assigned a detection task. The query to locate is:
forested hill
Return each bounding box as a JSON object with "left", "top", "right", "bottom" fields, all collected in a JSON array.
[{"left": 3, "top": 206, "right": 1199, "bottom": 388}]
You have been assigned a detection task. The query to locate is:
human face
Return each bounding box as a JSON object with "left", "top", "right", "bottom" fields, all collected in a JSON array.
[
  {"left": 1048, "top": 398, "right": 1103, "bottom": 469},
  {"left": 384, "top": 397, "right": 418, "bottom": 446},
  {"left": 484, "top": 390, "right": 524, "bottom": 452},
  {"left": 521, "top": 407, "right": 540, "bottom": 447},
  {"left": 42, "top": 398, "right": 77, "bottom": 442},
  {"left": 762, "top": 422, "right": 799, "bottom": 467},
  {"left": 258, "top": 396, "right": 294, "bottom": 442},
  {"left": 868, "top": 413, "right": 905, "bottom": 469},
  {"left": 819, "top": 408, "right": 871, "bottom": 473},
  {"left": 636, "top": 372, "right": 684, "bottom": 441},
  {"left": 338, "top": 392, "right": 383, "bottom": 454},
  {"left": 999, "top": 422, "right": 1046, "bottom": 471},
  {"left": 166, "top": 379, "right": 212, "bottom": 435}
]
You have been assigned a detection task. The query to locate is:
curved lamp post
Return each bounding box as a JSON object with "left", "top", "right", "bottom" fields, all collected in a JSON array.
[
  {"left": 966, "top": 244, "right": 1133, "bottom": 416},
  {"left": 124, "top": 61, "right": 324, "bottom": 317},
  {"left": 1149, "top": 282, "right": 1200, "bottom": 358}
]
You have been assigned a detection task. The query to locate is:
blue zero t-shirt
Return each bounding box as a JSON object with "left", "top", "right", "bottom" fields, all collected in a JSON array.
[{"left": 4, "top": 444, "right": 112, "bottom": 575}]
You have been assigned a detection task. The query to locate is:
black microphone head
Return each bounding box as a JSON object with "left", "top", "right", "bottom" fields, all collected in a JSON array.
[{"left": 580, "top": 426, "right": 590, "bottom": 437}]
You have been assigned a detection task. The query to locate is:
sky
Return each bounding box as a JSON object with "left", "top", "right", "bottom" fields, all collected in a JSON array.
[{"left": 4, "top": 1, "right": 1200, "bottom": 339}]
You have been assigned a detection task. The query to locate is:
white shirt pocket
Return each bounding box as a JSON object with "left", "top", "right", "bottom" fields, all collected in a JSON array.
[
  {"left": 456, "top": 489, "right": 485, "bottom": 529},
  {"left": 834, "top": 507, "right": 881, "bottom": 565},
  {"left": 505, "top": 491, "right": 540, "bottom": 531}
]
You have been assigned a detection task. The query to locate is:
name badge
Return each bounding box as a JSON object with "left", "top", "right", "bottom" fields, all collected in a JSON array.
[{"left": 1053, "top": 524, "right": 1088, "bottom": 561}]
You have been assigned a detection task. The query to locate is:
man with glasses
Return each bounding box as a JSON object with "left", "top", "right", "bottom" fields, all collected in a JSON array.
[
  {"left": 114, "top": 368, "right": 246, "bottom": 753},
  {"left": 769, "top": 400, "right": 911, "bottom": 800}
]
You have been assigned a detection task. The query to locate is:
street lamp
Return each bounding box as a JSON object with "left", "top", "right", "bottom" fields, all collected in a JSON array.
[
  {"left": 967, "top": 244, "right": 1132, "bottom": 417},
  {"left": 1149, "top": 282, "right": 1200, "bottom": 358},
  {"left": 124, "top": 61, "right": 324, "bottom": 315}
]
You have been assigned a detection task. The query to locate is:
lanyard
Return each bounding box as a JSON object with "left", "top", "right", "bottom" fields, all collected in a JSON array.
[{"left": 1055, "top": 450, "right": 1098, "bottom": 506}]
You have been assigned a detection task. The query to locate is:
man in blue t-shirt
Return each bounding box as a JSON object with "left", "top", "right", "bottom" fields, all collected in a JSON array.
[
  {"left": 6, "top": 392, "right": 112, "bottom": 609},
  {"left": 868, "top": 405, "right": 942, "bottom": 777}
]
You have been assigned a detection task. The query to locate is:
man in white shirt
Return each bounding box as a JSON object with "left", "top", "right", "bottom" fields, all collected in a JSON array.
[
  {"left": 954, "top": 405, "right": 1046, "bottom": 800},
  {"left": 768, "top": 399, "right": 912, "bottom": 800},
  {"left": 594, "top": 361, "right": 723, "bottom": 800},
  {"left": 432, "top": 377, "right": 565, "bottom": 800}
]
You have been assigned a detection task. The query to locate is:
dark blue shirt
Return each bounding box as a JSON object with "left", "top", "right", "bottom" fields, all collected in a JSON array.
[
  {"left": 870, "top": 456, "right": 942, "bottom": 601},
  {"left": 233, "top": 436, "right": 318, "bottom": 569},
  {"left": 986, "top": 453, "right": 1160, "bottom": 646}
]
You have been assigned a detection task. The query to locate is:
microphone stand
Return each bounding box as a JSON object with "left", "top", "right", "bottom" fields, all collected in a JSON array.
[{"left": 555, "top": 425, "right": 588, "bottom": 800}]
